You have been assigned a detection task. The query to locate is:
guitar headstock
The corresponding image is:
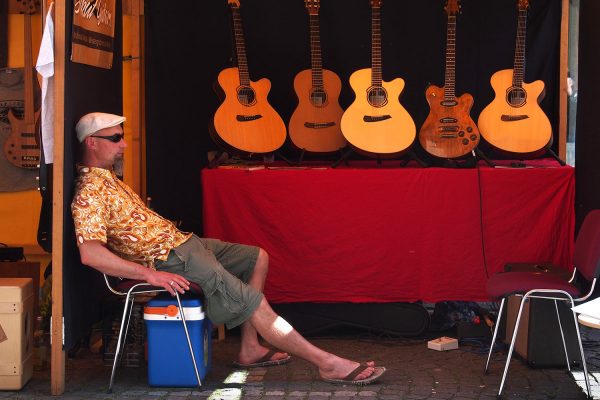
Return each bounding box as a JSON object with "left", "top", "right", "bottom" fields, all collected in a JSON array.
[
  {"left": 517, "top": 0, "right": 530, "bottom": 11},
  {"left": 17, "top": 0, "right": 40, "bottom": 15},
  {"left": 305, "top": 0, "right": 320, "bottom": 15},
  {"left": 228, "top": 0, "right": 240, "bottom": 9},
  {"left": 371, "top": 0, "right": 382, "bottom": 8},
  {"left": 445, "top": 0, "right": 460, "bottom": 16}
]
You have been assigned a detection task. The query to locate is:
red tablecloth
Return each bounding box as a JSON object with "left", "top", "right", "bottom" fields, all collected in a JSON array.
[{"left": 202, "top": 160, "right": 575, "bottom": 304}]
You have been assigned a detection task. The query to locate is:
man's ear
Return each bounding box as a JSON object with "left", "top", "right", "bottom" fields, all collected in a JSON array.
[{"left": 85, "top": 136, "right": 96, "bottom": 149}]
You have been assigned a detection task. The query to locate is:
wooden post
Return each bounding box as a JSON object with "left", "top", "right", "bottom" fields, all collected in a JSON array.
[
  {"left": 124, "top": 0, "right": 145, "bottom": 197},
  {"left": 559, "top": 0, "right": 569, "bottom": 161},
  {"left": 51, "top": 0, "right": 66, "bottom": 395}
]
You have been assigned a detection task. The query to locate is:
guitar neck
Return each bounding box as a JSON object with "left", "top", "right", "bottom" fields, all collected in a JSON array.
[
  {"left": 230, "top": 5, "right": 250, "bottom": 86},
  {"left": 444, "top": 14, "right": 456, "bottom": 100},
  {"left": 512, "top": 8, "right": 528, "bottom": 87},
  {"left": 24, "top": 12, "right": 35, "bottom": 125},
  {"left": 371, "top": 4, "right": 382, "bottom": 87},
  {"left": 309, "top": 14, "right": 324, "bottom": 89}
]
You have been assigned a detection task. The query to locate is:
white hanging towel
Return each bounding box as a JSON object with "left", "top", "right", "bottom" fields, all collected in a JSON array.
[{"left": 35, "top": 2, "right": 55, "bottom": 164}]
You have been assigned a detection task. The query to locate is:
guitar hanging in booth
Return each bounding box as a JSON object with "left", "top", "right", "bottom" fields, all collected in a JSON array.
[
  {"left": 341, "top": 0, "right": 416, "bottom": 157},
  {"left": 288, "top": 0, "right": 346, "bottom": 154},
  {"left": 211, "top": 0, "right": 286, "bottom": 156},
  {"left": 477, "top": 0, "right": 552, "bottom": 156},
  {"left": 3, "top": 0, "right": 41, "bottom": 169},
  {"left": 418, "top": 0, "right": 479, "bottom": 159}
]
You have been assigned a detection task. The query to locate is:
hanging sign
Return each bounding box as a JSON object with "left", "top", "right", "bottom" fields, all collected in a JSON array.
[{"left": 70, "top": 0, "right": 116, "bottom": 69}]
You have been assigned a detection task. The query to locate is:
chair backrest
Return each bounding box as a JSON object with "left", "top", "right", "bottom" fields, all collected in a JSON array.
[{"left": 573, "top": 209, "right": 600, "bottom": 281}]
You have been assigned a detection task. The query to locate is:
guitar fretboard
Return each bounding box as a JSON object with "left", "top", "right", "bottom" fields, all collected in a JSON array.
[
  {"left": 309, "top": 14, "right": 324, "bottom": 90},
  {"left": 371, "top": 5, "right": 382, "bottom": 88},
  {"left": 512, "top": 8, "right": 528, "bottom": 88},
  {"left": 444, "top": 15, "right": 456, "bottom": 100},
  {"left": 230, "top": 5, "right": 250, "bottom": 87}
]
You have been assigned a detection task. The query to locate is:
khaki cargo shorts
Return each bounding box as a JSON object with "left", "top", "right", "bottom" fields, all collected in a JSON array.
[{"left": 155, "top": 234, "right": 264, "bottom": 329}]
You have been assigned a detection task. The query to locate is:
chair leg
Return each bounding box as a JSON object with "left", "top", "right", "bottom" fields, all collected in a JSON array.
[
  {"left": 485, "top": 298, "right": 505, "bottom": 374},
  {"left": 497, "top": 295, "right": 527, "bottom": 398},
  {"left": 571, "top": 309, "right": 592, "bottom": 398},
  {"left": 554, "top": 300, "right": 571, "bottom": 371},
  {"left": 175, "top": 292, "right": 202, "bottom": 387},
  {"left": 108, "top": 292, "right": 135, "bottom": 393}
]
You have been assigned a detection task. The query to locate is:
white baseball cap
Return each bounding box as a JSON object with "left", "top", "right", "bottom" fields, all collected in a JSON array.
[{"left": 76, "top": 112, "right": 126, "bottom": 143}]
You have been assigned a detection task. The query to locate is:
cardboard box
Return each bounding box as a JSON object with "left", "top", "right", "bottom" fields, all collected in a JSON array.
[
  {"left": 0, "top": 278, "right": 34, "bottom": 390},
  {"left": 144, "top": 297, "right": 211, "bottom": 387},
  {"left": 427, "top": 336, "right": 458, "bottom": 351}
]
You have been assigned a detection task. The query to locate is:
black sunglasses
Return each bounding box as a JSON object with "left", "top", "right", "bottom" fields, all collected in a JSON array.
[{"left": 92, "top": 133, "right": 124, "bottom": 143}]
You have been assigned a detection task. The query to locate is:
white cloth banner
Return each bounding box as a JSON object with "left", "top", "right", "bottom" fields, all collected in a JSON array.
[
  {"left": 572, "top": 297, "right": 600, "bottom": 320},
  {"left": 35, "top": 2, "right": 55, "bottom": 164}
]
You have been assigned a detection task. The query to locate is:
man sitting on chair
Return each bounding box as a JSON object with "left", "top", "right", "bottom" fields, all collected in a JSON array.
[{"left": 71, "top": 112, "right": 386, "bottom": 385}]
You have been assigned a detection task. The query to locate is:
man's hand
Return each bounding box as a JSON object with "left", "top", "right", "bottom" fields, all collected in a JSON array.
[{"left": 147, "top": 270, "right": 190, "bottom": 296}]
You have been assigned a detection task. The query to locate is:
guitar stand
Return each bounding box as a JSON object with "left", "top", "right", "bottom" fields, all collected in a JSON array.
[
  {"left": 295, "top": 148, "right": 307, "bottom": 165},
  {"left": 207, "top": 150, "right": 228, "bottom": 169},
  {"left": 545, "top": 148, "right": 566, "bottom": 166},
  {"left": 473, "top": 148, "right": 495, "bottom": 168},
  {"left": 331, "top": 148, "right": 429, "bottom": 168},
  {"left": 273, "top": 151, "right": 294, "bottom": 166},
  {"left": 331, "top": 148, "right": 355, "bottom": 168},
  {"left": 399, "top": 150, "right": 429, "bottom": 168}
]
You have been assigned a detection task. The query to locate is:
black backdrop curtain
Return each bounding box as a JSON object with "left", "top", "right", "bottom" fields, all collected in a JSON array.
[
  {"left": 63, "top": 0, "right": 123, "bottom": 349},
  {"left": 145, "top": 0, "right": 561, "bottom": 234},
  {"left": 575, "top": 0, "right": 600, "bottom": 229}
]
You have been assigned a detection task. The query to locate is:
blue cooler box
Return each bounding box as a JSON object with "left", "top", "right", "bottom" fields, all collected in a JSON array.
[{"left": 144, "top": 297, "right": 212, "bottom": 386}]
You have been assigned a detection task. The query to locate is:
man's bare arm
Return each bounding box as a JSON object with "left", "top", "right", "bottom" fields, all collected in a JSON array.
[{"left": 78, "top": 240, "right": 190, "bottom": 295}]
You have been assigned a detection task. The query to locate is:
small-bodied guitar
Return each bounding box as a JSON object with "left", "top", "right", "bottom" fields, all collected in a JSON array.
[
  {"left": 3, "top": 0, "right": 40, "bottom": 169},
  {"left": 418, "top": 0, "right": 479, "bottom": 159},
  {"left": 477, "top": 0, "right": 552, "bottom": 156},
  {"left": 288, "top": 0, "right": 346, "bottom": 153},
  {"left": 212, "top": 0, "right": 286, "bottom": 155},
  {"left": 341, "top": 0, "right": 416, "bottom": 157}
]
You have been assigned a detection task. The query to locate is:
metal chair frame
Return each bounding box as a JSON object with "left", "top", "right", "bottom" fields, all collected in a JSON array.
[
  {"left": 103, "top": 274, "right": 202, "bottom": 393},
  {"left": 484, "top": 270, "right": 597, "bottom": 399}
]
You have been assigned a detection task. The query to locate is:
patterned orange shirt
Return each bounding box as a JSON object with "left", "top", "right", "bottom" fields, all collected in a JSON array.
[{"left": 71, "top": 166, "right": 191, "bottom": 263}]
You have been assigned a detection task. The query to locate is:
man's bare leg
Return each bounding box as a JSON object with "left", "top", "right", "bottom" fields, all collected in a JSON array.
[
  {"left": 249, "top": 298, "right": 377, "bottom": 381},
  {"left": 237, "top": 249, "right": 289, "bottom": 365}
]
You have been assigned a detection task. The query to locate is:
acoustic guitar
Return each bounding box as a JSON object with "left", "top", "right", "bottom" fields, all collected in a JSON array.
[
  {"left": 3, "top": 0, "right": 40, "bottom": 169},
  {"left": 340, "top": 0, "right": 416, "bottom": 157},
  {"left": 418, "top": 0, "right": 479, "bottom": 159},
  {"left": 477, "top": 0, "right": 552, "bottom": 156},
  {"left": 288, "top": 0, "right": 346, "bottom": 153},
  {"left": 211, "top": 0, "right": 286, "bottom": 155}
]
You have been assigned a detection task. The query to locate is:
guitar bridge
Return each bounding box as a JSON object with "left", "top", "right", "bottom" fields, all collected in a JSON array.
[
  {"left": 304, "top": 122, "right": 336, "bottom": 129},
  {"left": 501, "top": 114, "right": 529, "bottom": 121},
  {"left": 236, "top": 114, "right": 262, "bottom": 122},
  {"left": 363, "top": 115, "right": 391, "bottom": 122}
]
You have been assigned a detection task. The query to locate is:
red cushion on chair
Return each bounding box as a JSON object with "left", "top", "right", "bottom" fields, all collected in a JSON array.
[{"left": 486, "top": 271, "right": 581, "bottom": 300}]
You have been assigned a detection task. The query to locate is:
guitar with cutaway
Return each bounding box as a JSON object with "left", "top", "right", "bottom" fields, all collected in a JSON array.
[
  {"left": 340, "top": 0, "right": 416, "bottom": 157},
  {"left": 477, "top": 0, "right": 552, "bottom": 156},
  {"left": 211, "top": 0, "right": 286, "bottom": 155}
]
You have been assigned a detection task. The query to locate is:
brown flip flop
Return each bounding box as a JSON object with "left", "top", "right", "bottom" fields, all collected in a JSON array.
[{"left": 232, "top": 349, "right": 291, "bottom": 368}]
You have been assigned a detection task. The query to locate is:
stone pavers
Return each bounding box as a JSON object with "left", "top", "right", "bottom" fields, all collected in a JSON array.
[{"left": 2, "top": 326, "right": 598, "bottom": 399}]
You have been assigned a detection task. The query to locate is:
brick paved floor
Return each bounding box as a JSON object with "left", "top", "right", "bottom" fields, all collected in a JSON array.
[{"left": 2, "top": 326, "right": 599, "bottom": 399}]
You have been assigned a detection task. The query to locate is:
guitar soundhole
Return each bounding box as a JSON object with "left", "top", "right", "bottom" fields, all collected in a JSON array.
[
  {"left": 309, "top": 88, "right": 328, "bottom": 108},
  {"left": 506, "top": 86, "right": 527, "bottom": 107},
  {"left": 367, "top": 86, "right": 388, "bottom": 107},
  {"left": 237, "top": 86, "right": 256, "bottom": 106}
]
